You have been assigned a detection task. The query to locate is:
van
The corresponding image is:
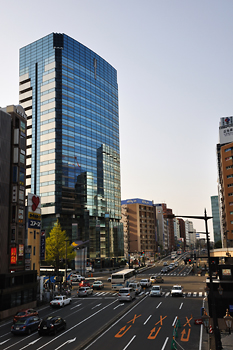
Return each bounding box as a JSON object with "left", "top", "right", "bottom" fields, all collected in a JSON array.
[{"left": 128, "top": 282, "right": 142, "bottom": 294}]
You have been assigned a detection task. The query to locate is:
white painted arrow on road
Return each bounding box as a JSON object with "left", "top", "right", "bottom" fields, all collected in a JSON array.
[{"left": 54, "top": 337, "right": 76, "bottom": 350}]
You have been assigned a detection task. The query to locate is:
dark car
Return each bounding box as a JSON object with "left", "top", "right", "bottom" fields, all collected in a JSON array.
[
  {"left": 11, "top": 316, "right": 41, "bottom": 335},
  {"left": 161, "top": 267, "right": 169, "bottom": 273},
  {"left": 13, "top": 309, "right": 39, "bottom": 324},
  {"left": 38, "top": 316, "right": 66, "bottom": 335}
]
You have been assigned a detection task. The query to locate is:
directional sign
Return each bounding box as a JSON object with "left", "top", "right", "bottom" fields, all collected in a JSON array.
[{"left": 194, "top": 319, "right": 203, "bottom": 325}]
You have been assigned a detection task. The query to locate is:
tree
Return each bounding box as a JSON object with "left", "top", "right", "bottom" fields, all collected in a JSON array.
[{"left": 45, "top": 220, "right": 75, "bottom": 271}]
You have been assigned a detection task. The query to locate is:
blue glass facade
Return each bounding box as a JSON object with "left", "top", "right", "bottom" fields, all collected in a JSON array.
[{"left": 19, "top": 33, "right": 123, "bottom": 260}]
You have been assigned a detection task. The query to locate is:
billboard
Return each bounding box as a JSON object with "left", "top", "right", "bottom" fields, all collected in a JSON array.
[
  {"left": 40, "top": 230, "right": 46, "bottom": 260},
  {"left": 219, "top": 127, "right": 233, "bottom": 145},
  {"left": 10, "top": 247, "right": 17, "bottom": 264},
  {"left": 28, "top": 193, "right": 41, "bottom": 213}
]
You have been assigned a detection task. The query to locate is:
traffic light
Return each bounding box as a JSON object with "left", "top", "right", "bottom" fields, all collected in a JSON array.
[
  {"left": 142, "top": 251, "right": 145, "bottom": 256},
  {"left": 189, "top": 259, "right": 191, "bottom": 265}
]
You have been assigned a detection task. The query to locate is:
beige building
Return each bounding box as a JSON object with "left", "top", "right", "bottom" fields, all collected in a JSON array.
[{"left": 121, "top": 199, "right": 157, "bottom": 262}]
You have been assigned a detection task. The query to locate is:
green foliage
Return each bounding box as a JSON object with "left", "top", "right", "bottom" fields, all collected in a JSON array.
[
  {"left": 214, "top": 240, "right": 222, "bottom": 249},
  {"left": 45, "top": 220, "right": 75, "bottom": 270}
]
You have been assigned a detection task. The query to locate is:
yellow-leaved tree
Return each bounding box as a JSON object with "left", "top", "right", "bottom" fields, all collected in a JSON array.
[{"left": 45, "top": 220, "right": 75, "bottom": 271}]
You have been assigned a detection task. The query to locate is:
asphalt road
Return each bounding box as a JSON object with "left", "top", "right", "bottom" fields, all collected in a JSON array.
[{"left": 0, "top": 256, "right": 208, "bottom": 350}]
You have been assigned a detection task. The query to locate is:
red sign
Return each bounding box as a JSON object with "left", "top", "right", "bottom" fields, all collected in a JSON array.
[
  {"left": 10, "top": 247, "right": 17, "bottom": 264},
  {"left": 194, "top": 319, "right": 203, "bottom": 325},
  {"left": 32, "top": 195, "right": 40, "bottom": 211}
]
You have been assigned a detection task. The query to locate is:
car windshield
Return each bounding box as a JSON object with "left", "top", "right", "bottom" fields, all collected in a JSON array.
[
  {"left": 79, "top": 288, "right": 85, "bottom": 291},
  {"left": 15, "top": 319, "right": 27, "bottom": 324},
  {"left": 173, "top": 286, "right": 181, "bottom": 290},
  {"left": 55, "top": 297, "right": 62, "bottom": 300},
  {"left": 16, "top": 311, "right": 26, "bottom": 316},
  {"left": 141, "top": 279, "right": 147, "bottom": 282},
  {"left": 119, "top": 289, "right": 129, "bottom": 293},
  {"left": 152, "top": 287, "right": 160, "bottom": 290}
]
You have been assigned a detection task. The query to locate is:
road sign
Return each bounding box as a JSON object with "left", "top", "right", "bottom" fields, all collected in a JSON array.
[{"left": 194, "top": 319, "right": 203, "bottom": 325}]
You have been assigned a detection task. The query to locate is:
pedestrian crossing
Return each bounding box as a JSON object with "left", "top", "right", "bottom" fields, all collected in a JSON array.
[{"left": 74, "top": 290, "right": 207, "bottom": 298}]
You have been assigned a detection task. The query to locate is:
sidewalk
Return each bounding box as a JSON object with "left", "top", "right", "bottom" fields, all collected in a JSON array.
[
  {"left": 221, "top": 332, "right": 233, "bottom": 349},
  {"left": 201, "top": 330, "right": 233, "bottom": 350}
]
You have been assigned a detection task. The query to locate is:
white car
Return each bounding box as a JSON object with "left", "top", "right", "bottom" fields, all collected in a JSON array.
[
  {"left": 70, "top": 274, "right": 85, "bottom": 282},
  {"left": 50, "top": 295, "right": 72, "bottom": 307},
  {"left": 140, "top": 279, "right": 151, "bottom": 288},
  {"left": 128, "top": 282, "right": 142, "bottom": 294},
  {"left": 171, "top": 285, "right": 183, "bottom": 297},
  {"left": 118, "top": 288, "right": 136, "bottom": 301},
  {"left": 150, "top": 285, "right": 162, "bottom": 297}
]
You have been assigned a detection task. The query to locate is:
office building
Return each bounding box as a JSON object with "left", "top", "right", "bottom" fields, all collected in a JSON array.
[
  {"left": 121, "top": 199, "right": 157, "bottom": 261},
  {"left": 19, "top": 33, "right": 123, "bottom": 263},
  {"left": 154, "top": 204, "right": 168, "bottom": 253},
  {"left": 211, "top": 195, "right": 221, "bottom": 243},
  {"left": 217, "top": 117, "right": 233, "bottom": 247},
  {"left": 0, "top": 105, "right": 27, "bottom": 273},
  {"left": 0, "top": 105, "right": 37, "bottom": 320},
  {"left": 162, "top": 204, "right": 175, "bottom": 251}
]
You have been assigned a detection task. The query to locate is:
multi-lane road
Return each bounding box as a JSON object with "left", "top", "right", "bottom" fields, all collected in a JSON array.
[{"left": 0, "top": 256, "right": 207, "bottom": 350}]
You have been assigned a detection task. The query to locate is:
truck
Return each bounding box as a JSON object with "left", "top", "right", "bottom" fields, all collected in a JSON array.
[{"left": 50, "top": 295, "right": 72, "bottom": 307}]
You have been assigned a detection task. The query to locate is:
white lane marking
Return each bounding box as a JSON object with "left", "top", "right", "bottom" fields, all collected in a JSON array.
[
  {"left": 19, "top": 337, "right": 42, "bottom": 350},
  {"left": 3, "top": 333, "right": 35, "bottom": 350},
  {"left": 83, "top": 293, "right": 148, "bottom": 349},
  {"left": 199, "top": 292, "right": 203, "bottom": 297},
  {"left": 144, "top": 315, "right": 152, "bottom": 325},
  {"left": 161, "top": 337, "right": 169, "bottom": 350},
  {"left": 92, "top": 304, "right": 102, "bottom": 309},
  {"left": 156, "top": 302, "right": 162, "bottom": 309},
  {"left": 193, "top": 292, "right": 197, "bottom": 297},
  {"left": 123, "top": 335, "right": 136, "bottom": 350},
  {"left": 0, "top": 333, "right": 11, "bottom": 339},
  {"left": 70, "top": 303, "right": 82, "bottom": 310},
  {"left": 187, "top": 292, "right": 191, "bottom": 297},
  {"left": 165, "top": 292, "right": 170, "bottom": 297},
  {"left": 35, "top": 300, "right": 117, "bottom": 350},
  {"left": 179, "top": 303, "right": 183, "bottom": 310},
  {"left": 113, "top": 303, "right": 124, "bottom": 310},
  {"left": 199, "top": 324, "right": 203, "bottom": 350},
  {"left": 172, "top": 316, "right": 177, "bottom": 327},
  {"left": 0, "top": 339, "right": 10, "bottom": 345}
]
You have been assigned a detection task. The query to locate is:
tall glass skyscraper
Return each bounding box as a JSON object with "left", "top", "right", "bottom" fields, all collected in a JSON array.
[{"left": 19, "top": 33, "right": 123, "bottom": 262}]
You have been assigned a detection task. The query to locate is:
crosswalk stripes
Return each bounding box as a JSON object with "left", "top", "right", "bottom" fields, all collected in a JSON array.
[{"left": 75, "top": 291, "right": 205, "bottom": 298}]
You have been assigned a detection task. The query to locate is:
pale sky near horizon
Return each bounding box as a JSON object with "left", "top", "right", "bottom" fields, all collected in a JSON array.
[{"left": 1, "top": 1, "right": 232, "bottom": 239}]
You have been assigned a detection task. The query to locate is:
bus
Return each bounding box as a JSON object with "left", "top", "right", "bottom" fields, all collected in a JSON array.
[
  {"left": 171, "top": 251, "right": 177, "bottom": 260},
  {"left": 111, "top": 269, "right": 135, "bottom": 290}
]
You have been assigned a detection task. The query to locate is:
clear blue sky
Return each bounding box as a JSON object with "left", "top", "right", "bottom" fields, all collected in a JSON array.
[{"left": 1, "top": 0, "right": 232, "bottom": 238}]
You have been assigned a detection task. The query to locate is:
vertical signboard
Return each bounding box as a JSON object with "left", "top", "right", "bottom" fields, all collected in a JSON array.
[
  {"left": 10, "top": 247, "right": 17, "bottom": 264},
  {"left": 40, "top": 230, "right": 45, "bottom": 260}
]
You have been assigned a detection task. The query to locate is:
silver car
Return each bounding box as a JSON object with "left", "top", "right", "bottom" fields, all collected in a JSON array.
[
  {"left": 150, "top": 285, "right": 162, "bottom": 297},
  {"left": 118, "top": 288, "right": 136, "bottom": 301},
  {"left": 77, "top": 286, "right": 93, "bottom": 297}
]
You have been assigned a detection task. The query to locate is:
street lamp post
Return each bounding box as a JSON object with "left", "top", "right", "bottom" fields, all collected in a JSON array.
[
  {"left": 202, "top": 308, "right": 210, "bottom": 333},
  {"left": 224, "top": 309, "right": 233, "bottom": 334},
  {"left": 173, "top": 209, "right": 222, "bottom": 350},
  {"left": 65, "top": 239, "right": 69, "bottom": 287}
]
